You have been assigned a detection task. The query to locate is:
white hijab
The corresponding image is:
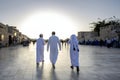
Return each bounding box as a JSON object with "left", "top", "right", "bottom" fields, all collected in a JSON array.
[{"left": 70, "top": 34, "right": 78, "bottom": 46}]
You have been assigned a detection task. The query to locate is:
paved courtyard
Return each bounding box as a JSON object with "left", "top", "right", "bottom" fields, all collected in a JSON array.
[{"left": 0, "top": 43, "right": 120, "bottom": 80}]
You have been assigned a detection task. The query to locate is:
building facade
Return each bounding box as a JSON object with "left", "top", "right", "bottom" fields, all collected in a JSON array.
[
  {"left": 0, "top": 22, "right": 29, "bottom": 47},
  {"left": 0, "top": 23, "right": 8, "bottom": 47},
  {"left": 78, "top": 31, "right": 98, "bottom": 42},
  {"left": 100, "top": 25, "right": 120, "bottom": 40}
]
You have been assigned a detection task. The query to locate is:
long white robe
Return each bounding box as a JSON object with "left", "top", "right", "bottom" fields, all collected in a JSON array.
[
  {"left": 36, "top": 38, "right": 44, "bottom": 63},
  {"left": 47, "top": 35, "right": 61, "bottom": 64},
  {"left": 69, "top": 35, "right": 79, "bottom": 67}
]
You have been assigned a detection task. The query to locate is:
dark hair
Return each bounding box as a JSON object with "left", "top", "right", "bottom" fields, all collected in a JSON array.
[
  {"left": 39, "top": 34, "right": 43, "bottom": 37},
  {"left": 52, "top": 31, "right": 55, "bottom": 35}
]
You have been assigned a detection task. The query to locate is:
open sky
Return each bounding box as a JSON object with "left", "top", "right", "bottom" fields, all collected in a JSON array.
[{"left": 0, "top": 0, "right": 120, "bottom": 39}]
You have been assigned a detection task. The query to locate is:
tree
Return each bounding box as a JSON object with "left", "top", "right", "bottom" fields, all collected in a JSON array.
[
  {"left": 90, "top": 17, "right": 120, "bottom": 36},
  {"left": 90, "top": 20, "right": 106, "bottom": 36}
]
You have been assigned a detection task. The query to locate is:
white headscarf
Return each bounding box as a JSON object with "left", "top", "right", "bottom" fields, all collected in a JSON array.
[{"left": 70, "top": 34, "right": 78, "bottom": 46}]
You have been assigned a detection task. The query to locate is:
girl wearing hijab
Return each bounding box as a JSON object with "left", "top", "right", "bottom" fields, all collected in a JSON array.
[{"left": 68, "top": 34, "right": 80, "bottom": 72}]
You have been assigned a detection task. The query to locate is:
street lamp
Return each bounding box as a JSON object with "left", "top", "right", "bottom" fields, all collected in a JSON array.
[
  {"left": 1, "top": 34, "right": 4, "bottom": 41},
  {"left": 14, "top": 32, "right": 17, "bottom": 36}
]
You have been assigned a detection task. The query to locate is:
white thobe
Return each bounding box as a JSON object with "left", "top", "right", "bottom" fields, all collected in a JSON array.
[
  {"left": 47, "top": 35, "right": 61, "bottom": 64},
  {"left": 69, "top": 40, "right": 79, "bottom": 67},
  {"left": 36, "top": 38, "right": 44, "bottom": 63}
]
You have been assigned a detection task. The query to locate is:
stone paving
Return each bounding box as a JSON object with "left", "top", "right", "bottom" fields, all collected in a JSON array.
[{"left": 0, "top": 43, "right": 120, "bottom": 80}]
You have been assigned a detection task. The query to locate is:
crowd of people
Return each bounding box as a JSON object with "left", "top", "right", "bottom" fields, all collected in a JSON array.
[
  {"left": 36, "top": 31, "right": 80, "bottom": 73},
  {"left": 79, "top": 38, "right": 120, "bottom": 48}
]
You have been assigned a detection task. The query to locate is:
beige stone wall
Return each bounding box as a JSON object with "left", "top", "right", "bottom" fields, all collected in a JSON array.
[
  {"left": 0, "top": 24, "right": 8, "bottom": 46},
  {"left": 100, "top": 25, "right": 119, "bottom": 40},
  {"left": 78, "top": 31, "right": 98, "bottom": 41}
]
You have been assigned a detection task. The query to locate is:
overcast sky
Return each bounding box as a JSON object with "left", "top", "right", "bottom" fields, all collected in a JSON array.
[{"left": 0, "top": 0, "right": 120, "bottom": 39}]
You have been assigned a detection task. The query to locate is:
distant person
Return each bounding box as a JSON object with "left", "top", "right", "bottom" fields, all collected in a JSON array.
[
  {"left": 36, "top": 34, "right": 45, "bottom": 66},
  {"left": 100, "top": 39, "right": 104, "bottom": 47},
  {"left": 68, "top": 34, "right": 80, "bottom": 73},
  {"left": 106, "top": 38, "right": 111, "bottom": 48},
  {"left": 47, "top": 31, "right": 61, "bottom": 69}
]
